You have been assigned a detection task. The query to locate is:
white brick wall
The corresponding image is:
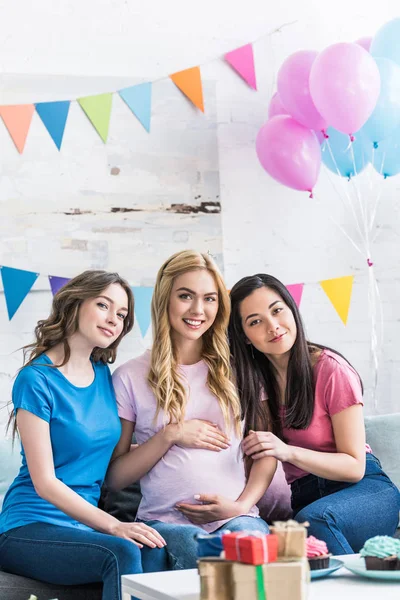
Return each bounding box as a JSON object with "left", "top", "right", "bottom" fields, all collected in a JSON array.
[{"left": 0, "top": 0, "right": 399, "bottom": 435}]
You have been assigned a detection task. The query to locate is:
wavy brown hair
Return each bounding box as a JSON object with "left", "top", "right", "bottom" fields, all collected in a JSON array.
[
  {"left": 7, "top": 270, "right": 134, "bottom": 439},
  {"left": 148, "top": 250, "right": 241, "bottom": 434}
]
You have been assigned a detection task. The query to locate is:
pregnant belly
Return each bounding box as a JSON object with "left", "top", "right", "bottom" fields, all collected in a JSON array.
[{"left": 139, "top": 445, "right": 248, "bottom": 515}]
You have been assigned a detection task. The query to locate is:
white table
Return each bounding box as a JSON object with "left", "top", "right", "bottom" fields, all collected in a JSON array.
[{"left": 121, "top": 555, "right": 400, "bottom": 600}]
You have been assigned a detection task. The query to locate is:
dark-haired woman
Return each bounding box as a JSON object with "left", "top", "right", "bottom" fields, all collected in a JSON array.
[
  {"left": 228, "top": 273, "right": 400, "bottom": 554},
  {"left": 0, "top": 271, "right": 165, "bottom": 600}
]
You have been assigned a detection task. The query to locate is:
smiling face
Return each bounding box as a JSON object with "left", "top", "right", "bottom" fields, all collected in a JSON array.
[
  {"left": 239, "top": 286, "right": 297, "bottom": 358},
  {"left": 168, "top": 269, "right": 219, "bottom": 348},
  {"left": 77, "top": 283, "right": 129, "bottom": 349}
]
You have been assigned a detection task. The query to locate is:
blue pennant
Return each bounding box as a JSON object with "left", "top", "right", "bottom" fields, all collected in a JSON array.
[
  {"left": 35, "top": 101, "right": 71, "bottom": 150},
  {"left": 119, "top": 83, "right": 152, "bottom": 132},
  {"left": 0, "top": 266, "right": 39, "bottom": 320},
  {"left": 132, "top": 286, "right": 154, "bottom": 337}
]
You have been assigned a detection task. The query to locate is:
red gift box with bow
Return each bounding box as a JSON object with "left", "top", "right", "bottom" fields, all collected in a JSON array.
[{"left": 222, "top": 531, "right": 279, "bottom": 566}]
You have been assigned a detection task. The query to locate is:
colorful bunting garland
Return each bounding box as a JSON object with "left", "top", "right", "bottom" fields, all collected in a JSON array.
[
  {"left": 0, "top": 266, "right": 354, "bottom": 333},
  {"left": 0, "top": 35, "right": 264, "bottom": 152}
]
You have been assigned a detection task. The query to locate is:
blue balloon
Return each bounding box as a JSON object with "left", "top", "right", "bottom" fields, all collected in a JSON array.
[
  {"left": 371, "top": 18, "right": 400, "bottom": 67},
  {"left": 322, "top": 128, "right": 370, "bottom": 178},
  {"left": 373, "top": 127, "right": 400, "bottom": 177},
  {"left": 361, "top": 57, "right": 400, "bottom": 146}
]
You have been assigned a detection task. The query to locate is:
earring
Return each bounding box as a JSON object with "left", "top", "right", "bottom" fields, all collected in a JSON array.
[{"left": 250, "top": 344, "right": 255, "bottom": 359}]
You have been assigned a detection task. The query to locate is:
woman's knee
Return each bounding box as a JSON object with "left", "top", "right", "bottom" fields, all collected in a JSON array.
[
  {"left": 105, "top": 537, "right": 143, "bottom": 575},
  {"left": 226, "top": 516, "right": 269, "bottom": 534}
]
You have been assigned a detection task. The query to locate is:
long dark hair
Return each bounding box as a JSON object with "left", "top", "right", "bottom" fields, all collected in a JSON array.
[
  {"left": 7, "top": 270, "right": 134, "bottom": 439},
  {"left": 228, "top": 273, "right": 362, "bottom": 438}
]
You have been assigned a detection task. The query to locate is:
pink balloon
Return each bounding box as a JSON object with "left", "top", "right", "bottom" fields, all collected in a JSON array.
[
  {"left": 268, "top": 92, "right": 287, "bottom": 119},
  {"left": 309, "top": 42, "right": 380, "bottom": 135},
  {"left": 277, "top": 50, "right": 328, "bottom": 132},
  {"left": 355, "top": 36, "right": 372, "bottom": 52},
  {"left": 256, "top": 115, "right": 321, "bottom": 193}
]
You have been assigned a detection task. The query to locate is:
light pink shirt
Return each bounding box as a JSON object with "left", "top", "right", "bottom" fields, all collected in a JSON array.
[
  {"left": 112, "top": 350, "right": 259, "bottom": 532},
  {"left": 281, "top": 349, "right": 371, "bottom": 484}
]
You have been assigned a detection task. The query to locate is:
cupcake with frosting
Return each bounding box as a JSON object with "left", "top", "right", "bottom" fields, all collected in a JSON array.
[
  {"left": 306, "top": 536, "right": 331, "bottom": 570},
  {"left": 360, "top": 536, "right": 400, "bottom": 570}
]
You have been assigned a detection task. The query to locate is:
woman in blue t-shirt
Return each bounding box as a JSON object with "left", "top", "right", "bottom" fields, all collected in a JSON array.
[{"left": 0, "top": 270, "right": 165, "bottom": 600}]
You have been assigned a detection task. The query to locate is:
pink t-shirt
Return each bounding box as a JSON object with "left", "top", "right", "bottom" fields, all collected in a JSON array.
[
  {"left": 112, "top": 350, "right": 259, "bottom": 532},
  {"left": 281, "top": 349, "right": 371, "bottom": 484}
]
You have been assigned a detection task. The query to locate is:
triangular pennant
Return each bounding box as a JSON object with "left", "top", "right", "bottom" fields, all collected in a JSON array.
[
  {"left": 78, "top": 93, "right": 113, "bottom": 142},
  {"left": 35, "top": 101, "right": 70, "bottom": 150},
  {"left": 132, "top": 287, "right": 154, "bottom": 338},
  {"left": 286, "top": 283, "right": 304, "bottom": 308},
  {"left": 0, "top": 266, "right": 39, "bottom": 320},
  {"left": 224, "top": 43, "right": 257, "bottom": 90},
  {"left": 169, "top": 66, "right": 204, "bottom": 112},
  {"left": 48, "top": 275, "right": 71, "bottom": 296},
  {"left": 119, "top": 82, "right": 152, "bottom": 132},
  {"left": 0, "top": 105, "right": 35, "bottom": 153},
  {"left": 320, "top": 275, "right": 354, "bottom": 325}
]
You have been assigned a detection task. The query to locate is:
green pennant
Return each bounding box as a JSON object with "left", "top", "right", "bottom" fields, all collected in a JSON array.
[
  {"left": 78, "top": 93, "right": 113, "bottom": 142},
  {"left": 256, "top": 565, "right": 266, "bottom": 600}
]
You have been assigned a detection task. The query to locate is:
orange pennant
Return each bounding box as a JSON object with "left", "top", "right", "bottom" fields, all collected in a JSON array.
[
  {"left": 170, "top": 66, "right": 204, "bottom": 112},
  {"left": 0, "top": 105, "right": 35, "bottom": 153}
]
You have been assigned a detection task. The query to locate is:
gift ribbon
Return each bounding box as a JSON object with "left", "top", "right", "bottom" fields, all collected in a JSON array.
[
  {"left": 255, "top": 564, "right": 266, "bottom": 600},
  {"left": 234, "top": 530, "right": 269, "bottom": 563}
]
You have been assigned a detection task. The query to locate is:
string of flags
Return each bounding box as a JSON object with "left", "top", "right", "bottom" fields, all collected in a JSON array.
[
  {"left": 0, "top": 42, "right": 257, "bottom": 153},
  {"left": 0, "top": 266, "right": 355, "bottom": 336}
]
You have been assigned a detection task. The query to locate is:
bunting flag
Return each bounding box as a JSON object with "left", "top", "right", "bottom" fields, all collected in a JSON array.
[
  {"left": 320, "top": 275, "right": 354, "bottom": 325},
  {"left": 78, "top": 93, "right": 113, "bottom": 142},
  {"left": 286, "top": 283, "right": 304, "bottom": 308},
  {"left": 0, "top": 266, "right": 39, "bottom": 320},
  {"left": 169, "top": 66, "right": 204, "bottom": 112},
  {"left": 132, "top": 286, "right": 154, "bottom": 338},
  {"left": 119, "top": 82, "right": 152, "bottom": 132},
  {"left": 48, "top": 275, "right": 71, "bottom": 296},
  {"left": 0, "top": 104, "right": 35, "bottom": 153},
  {"left": 35, "top": 101, "right": 71, "bottom": 150},
  {"left": 224, "top": 43, "right": 257, "bottom": 90}
]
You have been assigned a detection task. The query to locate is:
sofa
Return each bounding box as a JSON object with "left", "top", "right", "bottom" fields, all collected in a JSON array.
[{"left": 1, "top": 413, "right": 399, "bottom": 600}]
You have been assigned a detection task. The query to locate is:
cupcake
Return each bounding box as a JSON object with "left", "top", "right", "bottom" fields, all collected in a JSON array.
[
  {"left": 306, "top": 536, "right": 330, "bottom": 570},
  {"left": 360, "top": 536, "right": 400, "bottom": 570}
]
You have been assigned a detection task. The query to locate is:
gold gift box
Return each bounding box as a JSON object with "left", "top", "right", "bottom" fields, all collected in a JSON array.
[
  {"left": 232, "top": 559, "right": 309, "bottom": 600},
  {"left": 270, "top": 519, "right": 308, "bottom": 560},
  {"left": 198, "top": 557, "right": 309, "bottom": 600}
]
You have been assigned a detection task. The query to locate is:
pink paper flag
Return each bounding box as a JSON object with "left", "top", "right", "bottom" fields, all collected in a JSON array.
[
  {"left": 224, "top": 43, "right": 257, "bottom": 90},
  {"left": 286, "top": 283, "right": 304, "bottom": 308}
]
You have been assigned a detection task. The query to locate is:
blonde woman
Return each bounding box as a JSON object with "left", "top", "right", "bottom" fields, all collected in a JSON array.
[{"left": 107, "top": 251, "right": 273, "bottom": 571}]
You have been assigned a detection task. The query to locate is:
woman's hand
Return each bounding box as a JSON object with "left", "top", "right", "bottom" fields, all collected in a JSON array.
[
  {"left": 175, "top": 494, "right": 246, "bottom": 524},
  {"left": 167, "top": 420, "right": 231, "bottom": 452},
  {"left": 110, "top": 521, "right": 166, "bottom": 549},
  {"left": 242, "top": 431, "right": 292, "bottom": 462}
]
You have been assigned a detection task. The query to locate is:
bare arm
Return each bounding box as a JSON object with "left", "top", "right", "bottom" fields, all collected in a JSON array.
[
  {"left": 17, "top": 409, "right": 165, "bottom": 548},
  {"left": 106, "top": 418, "right": 232, "bottom": 491},
  {"left": 243, "top": 404, "right": 366, "bottom": 482},
  {"left": 236, "top": 457, "right": 277, "bottom": 511},
  {"left": 288, "top": 405, "right": 366, "bottom": 481}
]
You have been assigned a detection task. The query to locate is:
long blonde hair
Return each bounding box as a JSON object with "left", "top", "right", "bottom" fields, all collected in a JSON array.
[{"left": 148, "top": 250, "right": 241, "bottom": 434}]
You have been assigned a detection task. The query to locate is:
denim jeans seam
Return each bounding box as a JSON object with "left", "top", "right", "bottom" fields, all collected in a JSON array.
[
  {"left": 3, "top": 535, "right": 121, "bottom": 600},
  {"left": 321, "top": 506, "right": 351, "bottom": 554}
]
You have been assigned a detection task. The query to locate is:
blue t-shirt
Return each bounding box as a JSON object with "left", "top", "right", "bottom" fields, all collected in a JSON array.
[{"left": 0, "top": 355, "right": 121, "bottom": 533}]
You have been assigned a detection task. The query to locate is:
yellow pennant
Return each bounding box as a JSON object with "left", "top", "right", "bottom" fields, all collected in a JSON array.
[{"left": 320, "top": 275, "right": 354, "bottom": 325}]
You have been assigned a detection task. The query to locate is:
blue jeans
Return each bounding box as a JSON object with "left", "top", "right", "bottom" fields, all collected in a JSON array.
[
  {"left": 140, "top": 515, "right": 269, "bottom": 571},
  {"left": 0, "top": 522, "right": 163, "bottom": 600},
  {"left": 291, "top": 453, "right": 400, "bottom": 554}
]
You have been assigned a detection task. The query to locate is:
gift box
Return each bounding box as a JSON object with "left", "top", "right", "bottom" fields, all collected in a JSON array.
[
  {"left": 231, "top": 558, "right": 310, "bottom": 600},
  {"left": 222, "top": 531, "right": 278, "bottom": 565},
  {"left": 198, "top": 558, "right": 233, "bottom": 600},
  {"left": 269, "top": 520, "right": 308, "bottom": 560},
  {"left": 196, "top": 531, "right": 225, "bottom": 558}
]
